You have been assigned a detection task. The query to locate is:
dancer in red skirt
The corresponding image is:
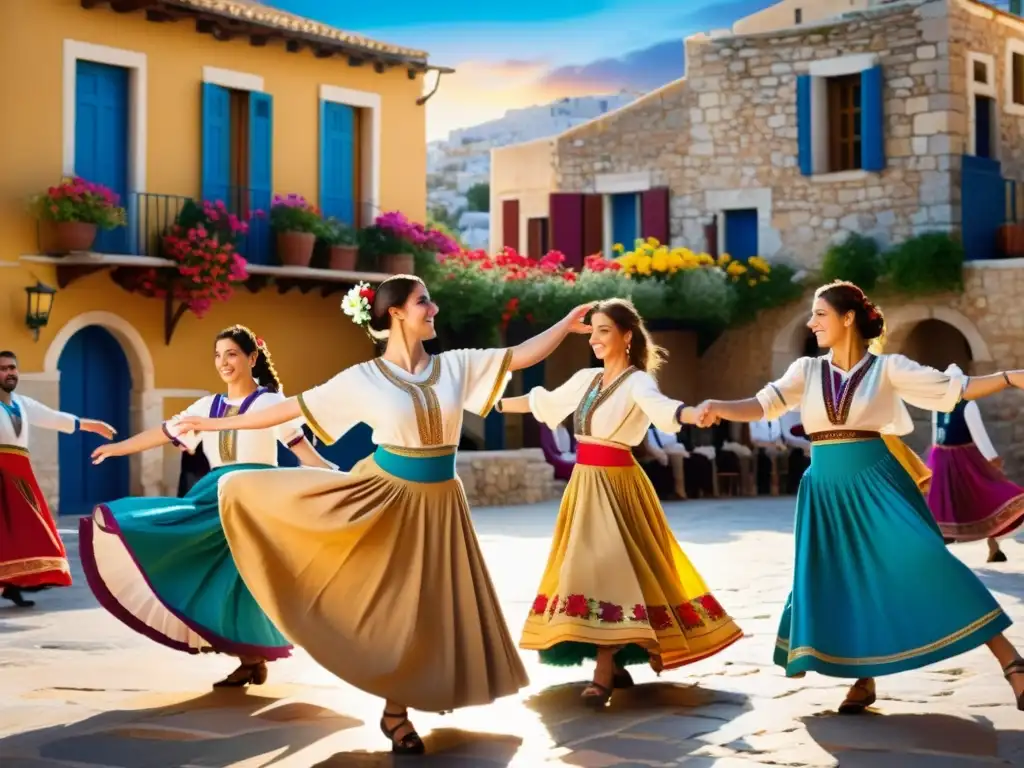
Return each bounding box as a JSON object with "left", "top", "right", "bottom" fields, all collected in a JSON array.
[{"left": 0, "top": 351, "right": 115, "bottom": 607}]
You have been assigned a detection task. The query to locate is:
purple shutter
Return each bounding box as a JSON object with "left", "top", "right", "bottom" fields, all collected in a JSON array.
[
  {"left": 502, "top": 199, "right": 520, "bottom": 250},
  {"left": 583, "top": 193, "right": 604, "bottom": 258},
  {"left": 549, "top": 192, "right": 585, "bottom": 269},
  {"left": 641, "top": 187, "right": 670, "bottom": 243}
]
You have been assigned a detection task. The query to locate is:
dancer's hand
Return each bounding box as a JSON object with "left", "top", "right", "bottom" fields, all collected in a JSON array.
[
  {"left": 564, "top": 302, "right": 596, "bottom": 334},
  {"left": 991, "top": 457, "right": 1005, "bottom": 472},
  {"left": 80, "top": 419, "right": 116, "bottom": 440},
  {"left": 694, "top": 400, "right": 720, "bottom": 428},
  {"left": 176, "top": 415, "right": 215, "bottom": 434},
  {"left": 1008, "top": 371, "right": 1024, "bottom": 389},
  {"left": 91, "top": 443, "right": 122, "bottom": 465}
]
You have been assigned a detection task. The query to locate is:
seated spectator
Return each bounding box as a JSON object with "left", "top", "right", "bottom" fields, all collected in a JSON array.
[
  {"left": 749, "top": 417, "right": 785, "bottom": 495},
  {"left": 678, "top": 425, "right": 715, "bottom": 498},
  {"left": 780, "top": 411, "right": 810, "bottom": 493},
  {"left": 636, "top": 426, "right": 678, "bottom": 500}
]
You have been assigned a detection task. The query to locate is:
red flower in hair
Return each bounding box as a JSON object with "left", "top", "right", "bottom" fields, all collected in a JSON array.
[
  {"left": 359, "top": 287, "right": 375, "bottom": 303},
  {"left": 255, "top": 336, "right": 265, "bottom": 348}
]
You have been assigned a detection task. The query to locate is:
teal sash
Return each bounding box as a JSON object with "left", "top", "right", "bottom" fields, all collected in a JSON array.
[{"left": 373, "top": 446, "right": 456, "bottom": 483}]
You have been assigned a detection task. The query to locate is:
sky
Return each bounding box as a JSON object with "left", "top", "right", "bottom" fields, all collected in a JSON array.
[{"left": 272, "top": 0, "right": 776, "bottom": 141}]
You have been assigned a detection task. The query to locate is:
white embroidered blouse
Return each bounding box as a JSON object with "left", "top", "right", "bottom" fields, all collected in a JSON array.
[
  {"left": 297, "top": 349, "right": 513, "bottom": 448},
  {"left": 0, "top": 394, "right": 78, "bottom": 450},
  {"left": 756, "top": 352, "right": 964, "bottom": 436},
  {"left": 163, "top": 390, "right": 305, "bottom": 469},
  {"left": 528, "top": 367, "right": 684, "bottom": 447}
]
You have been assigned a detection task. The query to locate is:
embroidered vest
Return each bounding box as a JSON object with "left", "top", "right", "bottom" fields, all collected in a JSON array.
[{"left": 935, "top": 400, "right": 972, "bottom": 446}]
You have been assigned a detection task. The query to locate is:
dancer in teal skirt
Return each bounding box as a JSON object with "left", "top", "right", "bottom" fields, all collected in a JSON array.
[
  {"left": 80, "top": 325, "right": 334, "bottom": 687},
  {"left": 697, "top": 281, "right": 1024, "bottom": 714}
]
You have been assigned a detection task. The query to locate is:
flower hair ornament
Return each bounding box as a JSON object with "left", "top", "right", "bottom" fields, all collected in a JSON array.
[
  {"left": 255, "top": 336, "right": 265, "bottom": 349},
  {"left": 342, "top": 282, "right": 388, "bottom": 340}
]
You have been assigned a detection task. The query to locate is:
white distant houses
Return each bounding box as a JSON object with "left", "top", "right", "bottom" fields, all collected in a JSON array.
[{"left": 427, "top": 92, "right": 642, "bottom": 251}]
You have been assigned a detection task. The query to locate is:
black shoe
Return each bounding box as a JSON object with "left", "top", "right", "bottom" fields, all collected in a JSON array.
[
  {"left": 1, "top": 587, "right": 34, "bottom": 608},
  {"left": 989, "top": 549, "right": 1008, "bottom": 563},
  {"left": 380, "top": 709, "right": 425, "bottom": 754}
]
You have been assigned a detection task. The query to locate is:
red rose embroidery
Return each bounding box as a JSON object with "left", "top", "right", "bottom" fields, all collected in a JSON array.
[
  {"left": 532, "top": 595, "right": 548, "bottom": 615},
  {"left": 598, "top": 601, "right": 624, "bottom": 623},
  {"left": 678, "top": 602, "right": 704, "bottom": 629},
  {"left": 564, "top": 594, "right": 591, "bottom": 619},
  {"left": 648, "top": 605, "right": 673, "bottom": 631},
  {"left": 699, "top": 594, "right": 725, "bottom": 621},
  {"left": 631, "top": 603, "right": 648, "bottom": 623}
]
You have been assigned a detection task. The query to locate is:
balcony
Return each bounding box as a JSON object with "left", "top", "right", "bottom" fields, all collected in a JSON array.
[{"left": 22, "top": 188, "right": 390, "bottom": 290}]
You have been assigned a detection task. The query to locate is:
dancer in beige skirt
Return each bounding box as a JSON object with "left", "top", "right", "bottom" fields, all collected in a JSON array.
[{"left": 177, "top": 275, "right": 594, "bottom": 755}]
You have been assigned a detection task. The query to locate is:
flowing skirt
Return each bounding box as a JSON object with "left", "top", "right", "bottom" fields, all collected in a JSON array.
[
  {"left": 926, "top": 443, "right": 1024, "bottom": 541},
  {"left": 774, "top": 437, "right": 1011, "bottom": 678},
  {"left": 79, "top": 463, "right": 291, "bottom": 659},
  {"left": 217, "top": 446, "right": 529, "bottom": 713},
  {"left": 0, "top": 446, "right": 72, "bottom": 590},
  {"left": 521, "top": 442, "right": 742, "bottom": 671},
  {"left": 881, "top": 434, "right": 932, "bottom": 493}
]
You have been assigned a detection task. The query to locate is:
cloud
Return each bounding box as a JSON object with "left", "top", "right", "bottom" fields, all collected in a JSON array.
[{"left": 535, "top": 39, "right": 684, "bottom": 94}]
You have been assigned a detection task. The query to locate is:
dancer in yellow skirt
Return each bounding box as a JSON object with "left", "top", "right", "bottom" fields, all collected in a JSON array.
[
  {"left": 498, "top": 299, "right": 743, "bottom": 707},
  {"left": 177, "top": 276, "right": 594, "bottom": 755}
]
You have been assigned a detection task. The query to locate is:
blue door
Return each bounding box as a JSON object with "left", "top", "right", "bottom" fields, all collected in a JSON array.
[
  {"left": 961, "top": 154, "right": 1005, "bottom": 261},
  {"left": 320, "top": 101, "right": 356, "bottom": 225},
  {"left": 611, "top": 193, "right": 638, "bottom": 250},
  {"left": 58, "top": 326, "right": 131, "bottom": 515},
  {"left": 247, "top": 91, "right": 274, "bottom": 265},
  {"left": 75, "top": 60, "right": 129, "bottom": 254},
  {"left": 725, "top": 208, "right": 759, "bottom": 259}
]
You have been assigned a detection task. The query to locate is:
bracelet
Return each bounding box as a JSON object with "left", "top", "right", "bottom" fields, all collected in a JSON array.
[
  {"left": 495, "top": 400, "right": 504, "bottom": 414},
  {"left": 1005, "top": 371, "right": 1014, "bottom": 388}
]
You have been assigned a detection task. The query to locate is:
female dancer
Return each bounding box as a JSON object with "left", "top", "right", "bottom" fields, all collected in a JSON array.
[
  {"left": 696, "top": 280, "right": 1024, "bottom": 713},
  {"left": 81, "top": 325, "right": 332, "bottom": 687},
  {"left": 497, "top": 298, "right": 742, "bottom": 707},
  {"left": 927, "top": 363, "right": 1024, "bottom": 562},
  {"left": 176, "top": 276, "right": 593, "bottom": 754}
]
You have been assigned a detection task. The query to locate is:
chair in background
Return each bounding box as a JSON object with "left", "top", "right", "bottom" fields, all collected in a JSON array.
[{"left": 539, "top": 422, "right": 576, "bottom": 481}]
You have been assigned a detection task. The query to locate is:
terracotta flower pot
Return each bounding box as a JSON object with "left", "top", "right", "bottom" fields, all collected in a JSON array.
[
  {"left": 328, "top": 244, "right": 358, "bottom": 271},
  {"left": 276, "top": 231, "right": 316, "bottom": 267},
  {"left": 379, "top": 252, "right": 415, "bottom": 275},
  {"left": 48, "top": 221, "right": 97, "bottom": 255}
]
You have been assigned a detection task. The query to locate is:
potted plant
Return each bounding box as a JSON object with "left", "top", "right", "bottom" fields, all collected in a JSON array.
[
  {"left": 360, "top": 211, "right": 460, "bottom": 274},
  {"left": 269, "top": 194, "right": 321, "bottom": 267},
  {"left": 318, "top": 217, "right": 359, "bottom": 271},
  {"left": 32, "top": 176, "right": 126, "bottom": 255}
]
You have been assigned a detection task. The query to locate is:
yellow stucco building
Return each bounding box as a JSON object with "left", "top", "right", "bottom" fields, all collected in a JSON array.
[{"left": 0, "top": 0, "right": 439, "bottom": 512}]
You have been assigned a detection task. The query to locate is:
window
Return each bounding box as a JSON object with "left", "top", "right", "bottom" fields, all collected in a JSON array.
[
  {"left": 527, "top": 217, "right": 549, "bottom": 258},
  {"left": 974, "top": 59, "right": 989, "bottom": 85},
  {"left": 827, "top": 74, "right": 862, "bottom": 172},
  {"left": 794, "top": 7, "right": 802, "bottom": 23},
  {"left": 968, "top": 52, "right": 997, "bottom": 159},
  {"left": 1007, "top": 41, "right": 1024, "bottom": 115},
  {"left": 975, "top": 95, "right": 994, "bottom": 159}
]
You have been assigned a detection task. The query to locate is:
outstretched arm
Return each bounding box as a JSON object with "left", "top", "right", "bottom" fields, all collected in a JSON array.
[
  {"left": 697, "top": 358, "right": 810, "bottom": 427},
  {"left": 92, "top": 427, "right": 169, "bottom": 464},
  {"left": 497, "top": 394, "right": 531, "bottom": 414},
  {"left": 698, "top": 398, "right": 767, "bottom": 426},
  {"left": 178, "top": 398, "right": 302, "bottom": 434},
  {"left": 21, "top": 396, "right": 115, "bottom": 439},
  {"left": 963, "top": 371, "right": 1024, "bottom": 401},
  {"left": 508, "top": 302, "right": 595, "bottom": 372}
]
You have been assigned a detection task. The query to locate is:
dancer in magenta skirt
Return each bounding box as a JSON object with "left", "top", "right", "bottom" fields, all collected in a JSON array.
[{"left": 927, "top": 364, "right": 1024, "bottom": 562}]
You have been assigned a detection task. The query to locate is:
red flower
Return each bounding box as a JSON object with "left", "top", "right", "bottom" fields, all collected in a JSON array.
[
  {"left": 598, "top": 601, "right": 624, "bottom": 623},
  {"left": 631, "top": 603, "right": 648, "bottom": 623},
  {"left": 531, "top": 595, "right": 548, "bottom": 615},
  {"left": 648, "top": 605, "right": 674, "bottom": 631},
  {"left": 255, "top": 336, "right": 265, "bottom": 348},
  {"left": 677, "top": 602, "right": 704, "bottom": 630},
  {"left": 698, "top": 594, "right": 725, "bottom": 621},
  {"left": 359, "top": 287, "right": 375, "bottom": 303},
  {"left": 564, "top": 594, "right": 591, "bottom": 619}
]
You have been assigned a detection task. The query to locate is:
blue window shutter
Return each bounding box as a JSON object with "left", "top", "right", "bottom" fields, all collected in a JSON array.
[
  {"left": 248, "top": 91, "right": 273, "bottom": 265},
  {"left": 319, "top": 101, "right": 356, "bottom": 225},
  {"left": 797, "top": 74, "right": 812, "bottom": 176},
  {"left": 200, "top": 83, "right": 231, "bottom": 204},
  {"left": 861, "top": 65, "right": 885, "bottom": 172}
]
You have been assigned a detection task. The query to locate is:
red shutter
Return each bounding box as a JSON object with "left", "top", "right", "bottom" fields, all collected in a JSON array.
[
  {"left": 641, "top": 187, "right": 670, "bottom": 244},
  {"left": 582, "top": 194, "right": 604, "bottom": 259},
  {"left": 502, "top": 199, "right": 520, "bottom": 250},
  {"left": 549, "top": 192, "right": 584, "bottom": 269}
]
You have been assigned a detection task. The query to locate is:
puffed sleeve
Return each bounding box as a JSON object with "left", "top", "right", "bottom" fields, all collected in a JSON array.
[
  {"left": 528, "top": 368, "right": 598, "bottom": 430},
  {"left": 443, "top": 348, "right": 514, "bottom": 417},
  {"left": 756, "top": 357, "right": 810, "bottom": 420},
  {"left": 162, "top": 396, "right": 211, "bottom": 453},
  {"left": 19, "top": 396, "right": 78, "bottom": 434},
  {"left": 297, "top": 366, "right": 366, "bottom": 446},
  {"left": 886, "top": 354, "right": 964, "bottom": 413},
  {"left": 964, "top": 401, "right": 998, "bottom": 460},
  {"left": 630, "top": 371, "right": 685, "bottom": 434}
]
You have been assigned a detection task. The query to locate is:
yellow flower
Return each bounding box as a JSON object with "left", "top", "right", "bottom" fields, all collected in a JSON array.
[
  {"left": 717, "top": 253, "right": 732, "bottom": 266},
  {"left": 748, "top": 256, "right": 771, "bottom": 274},
  {"left": 651, "top": 248, "right": 670, "bottom": 273},
  {"left": 748, "top": 278, "right": 757, "bottom": 287},
  {"left": 646, "top": 236, "right": 661, "bottom": 248},
  {"left": 726, "top": 261, "right": 748, "bottom": 276},
  {"left": 613, "top": 242, "right": 624, "bottom": 253},
  {"left": 636, "top": 254, "right": 653, "bottom": 275},
  {"left": 634, "top": 238, "right": 645, "bottom": 250},
  {"left": 616, "top": 252, "right": 638, "bottom": 274},
  {"left": 697, "top": 252, "right": 715, "bottom": 266}
]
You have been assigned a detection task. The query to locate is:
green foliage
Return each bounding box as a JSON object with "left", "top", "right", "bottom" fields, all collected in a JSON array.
[
  {"left": 885, "top": 231, "right": 964, "bottom": 296},
  {"left": 316, "top": 217, "right": 357, "bottom": 246},
  {"left": 466, "top": 182, "right": 490, "bottom": 212},
  {"left": 821, "top": 233, "right": 883, "bottom": 291}
]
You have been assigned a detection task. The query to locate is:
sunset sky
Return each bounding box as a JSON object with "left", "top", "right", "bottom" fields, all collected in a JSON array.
[{"left": 273, "top": 0, "right": 775, "bottom": 140}]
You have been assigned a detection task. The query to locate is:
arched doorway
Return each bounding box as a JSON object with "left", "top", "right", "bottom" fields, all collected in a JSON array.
[
  {"left": 57, "top": 325, "right": 131, "bottom": 515},
  {"left": 897, "top": 319, "right": 973, "bottom": 455}
]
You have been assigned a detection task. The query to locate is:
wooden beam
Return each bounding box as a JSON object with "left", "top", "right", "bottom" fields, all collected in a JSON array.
[
  {"left": 145, "top": 8, "right": 176, "bottom": 21},
  {"left": 348, "top": 56, "right": 365, "bottom": 67},
  {"left": 407, "top": 68, "right": 417, "bottom": 80},
  {"left": 250, "top": 35, "right": 269, "bottom": 47},
  {"left": 313, "top": 47, "right": 334, "bottom": 59},
  {"left": 286, "top": 40, "right": 302, "bottom": 53},
  {"left": 110, "top": 0, "right": 152, "bottom": 12},
  {"left": 80, "top": 0, "right": 102, "bottom": 9},
  {"left": 373, "top": 61, "right": 385, "bottom": 74}
]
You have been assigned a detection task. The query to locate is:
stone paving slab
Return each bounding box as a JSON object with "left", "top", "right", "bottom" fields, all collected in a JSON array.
[{"left": 3, "top": 499, "right": 1024, "bottom": 767}]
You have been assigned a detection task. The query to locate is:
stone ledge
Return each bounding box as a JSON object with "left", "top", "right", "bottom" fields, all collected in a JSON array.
[{"left": 457, "top": 448, "right": 563, "bottom": 507}]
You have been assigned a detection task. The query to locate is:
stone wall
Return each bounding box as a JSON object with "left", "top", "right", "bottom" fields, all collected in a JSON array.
[
  {"left": 696, "top": 261, "right": 1024, "bottom": 482},
  {"left": 555, "top": 79, "right": 691, "bottom": 196},
  {"left": 457, "top": 449, "right": 564, "bottom": 507}
]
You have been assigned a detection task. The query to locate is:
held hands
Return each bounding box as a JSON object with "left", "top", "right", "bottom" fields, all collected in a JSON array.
[
  {"left": 80, "top": 419, "right": 116, "bottom": 440},
  {"left": 565, "top": 302, "right": 597, "bottom": 335},
  {"left": 694, "top": 400, "right": 721, "bottom": 428},
  {"left": 91, "top": 443, "right": 121, "bottom": 465}
]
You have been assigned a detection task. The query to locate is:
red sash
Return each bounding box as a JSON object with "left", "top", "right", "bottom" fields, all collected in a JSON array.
[{"left": 577, "top": 442, "right": 635, "bottom": 467}]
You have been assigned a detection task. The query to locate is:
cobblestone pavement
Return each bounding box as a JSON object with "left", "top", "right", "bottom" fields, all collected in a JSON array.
[{"left": 3, "top": 497, "right": 1024, "bottom": 767}]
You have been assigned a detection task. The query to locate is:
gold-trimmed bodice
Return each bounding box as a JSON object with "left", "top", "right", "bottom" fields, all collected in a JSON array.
[
  {"left": 373, "top": 357, "right": 445, "bottom": 446},
  {"left": 573, "top": 366, "right": 638, "bottom": 436},
  {"left": 218, "top": 405, "right": 241, "bottom": 463}
]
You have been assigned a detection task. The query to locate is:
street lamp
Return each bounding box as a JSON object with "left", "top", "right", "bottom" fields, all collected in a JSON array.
[{"left": 25, "top": 281, "right": 57, "bottom": 341}]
